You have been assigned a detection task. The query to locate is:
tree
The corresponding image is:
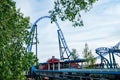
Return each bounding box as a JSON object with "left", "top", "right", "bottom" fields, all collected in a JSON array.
[
  {"left": 49, "top": 0, "right": 97, "bottom": 27},
  {"left": 0, "top": 0, "right": 37, "bottom": 80},
  {"left": 82, "top": 43, "right": 96, "bottom": 68},
  {"left": 70, "top": 49, "right": 79, "bottom": 60}
]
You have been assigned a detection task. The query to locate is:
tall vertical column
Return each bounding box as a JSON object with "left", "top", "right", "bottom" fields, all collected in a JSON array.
[
  {"left": 58, "top": 62, "right": 60, "bottom": 70},
  {"left": 35, "top": 24, "right": 38, "bottom": 58}
]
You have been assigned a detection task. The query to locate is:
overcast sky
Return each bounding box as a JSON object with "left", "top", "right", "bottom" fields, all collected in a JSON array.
[{"left": 14, "top": 0, "right": 120, "bottom": 63}]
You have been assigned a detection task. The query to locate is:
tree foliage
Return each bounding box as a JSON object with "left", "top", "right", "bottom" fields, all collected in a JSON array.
[
  {"left": 0, "top": 0, "right": 37, "bottom": 79},
  {"left": 82, "top": 43, "right": 96, "bottom": 68},
  {"left": 49, "top": 0, "right": 97, "bottom": 27},
  {"left": 70, "top": 49, "right": 79, "bottom": 60}
]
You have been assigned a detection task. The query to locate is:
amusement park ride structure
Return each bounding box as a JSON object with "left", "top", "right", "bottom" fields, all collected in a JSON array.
[
  {"left": 27, "top": 16, "right": 71, "bottom": 60},
  {"left": 26, "top": 16, "right": 120, "bottom": 80}
]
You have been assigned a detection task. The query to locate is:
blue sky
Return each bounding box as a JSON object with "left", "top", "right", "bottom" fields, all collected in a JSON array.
[{"left": 15, "top": 0, "right": 120, "bottom": 63}]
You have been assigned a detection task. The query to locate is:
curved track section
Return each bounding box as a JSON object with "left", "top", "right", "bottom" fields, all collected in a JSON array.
[
  {"left": 27, "top": 15, "right": 71, "bottom": 60},
  {"left": 112, "top": 41, "right": 120, "bottom": 57},
  {"left": 96, "top": 47, "right": 111, "bottom": 68},
  {"left": 95, "top": 41, "right": 120, "bottom": 68}
]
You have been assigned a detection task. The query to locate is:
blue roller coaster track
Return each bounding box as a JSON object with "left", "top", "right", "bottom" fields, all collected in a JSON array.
[
  {"left": 95, "top": 41, "right": 120, "bottom": 69},
  {"left": 27, "top": 16, "right": 71, "bottom": 60},
  {"left": 26, "top": 16, "right": 120, "bottom": 80}
]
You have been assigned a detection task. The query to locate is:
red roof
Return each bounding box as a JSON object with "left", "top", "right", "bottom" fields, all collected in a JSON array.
[{"left": 47, "top": 56, "right": 60, "bottom": 63}]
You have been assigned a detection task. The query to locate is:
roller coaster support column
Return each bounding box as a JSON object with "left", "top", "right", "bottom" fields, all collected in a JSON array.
[
  {"left": 111, "top": 52, "right": 117, "bottom": 68},
  {"left": 109, "top": 51, "right": 113, "bottom": 68},
  {"left": 35, "top": 24, "right": 38, "bottom": 57},
  {"left": 57, "top": 29, "right": 71, "bottom": 60}
]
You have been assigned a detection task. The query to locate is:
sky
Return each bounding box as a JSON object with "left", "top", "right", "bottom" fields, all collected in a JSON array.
[{"left": 14, "top": 0, "right": 120, "bottom": 63}]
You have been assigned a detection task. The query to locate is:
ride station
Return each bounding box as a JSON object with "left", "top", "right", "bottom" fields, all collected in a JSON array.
[{"left": 26, "top": 16, "right": 120, "bottom": 80}]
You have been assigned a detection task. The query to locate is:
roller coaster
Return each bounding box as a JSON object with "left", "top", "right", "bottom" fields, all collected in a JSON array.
[{"left": 26, "top": 16, "right": 120, "bottom": 80}]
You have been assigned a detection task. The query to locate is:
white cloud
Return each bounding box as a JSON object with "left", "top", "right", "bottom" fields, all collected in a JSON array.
[
  {"left": 14, "top": 0, "right": 54, "bottom": 22},
  {"left": 103, "top": 4, "right": 120, "bottom": 15}
]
